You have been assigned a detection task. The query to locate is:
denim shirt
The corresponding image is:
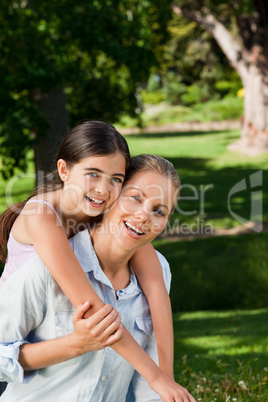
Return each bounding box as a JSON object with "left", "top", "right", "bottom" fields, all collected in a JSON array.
[{"left": 0, "top": 230, "right": 171, "bottom": 402}]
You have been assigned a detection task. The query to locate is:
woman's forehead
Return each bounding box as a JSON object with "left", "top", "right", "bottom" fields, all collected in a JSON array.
[{"left": 123, "top": 170, "right": 176, "bottom": 204}]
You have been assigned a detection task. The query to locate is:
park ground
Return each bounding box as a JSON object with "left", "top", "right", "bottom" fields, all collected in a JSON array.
[{"left": 0, "top": 122, "right": 267, "bottom": 401}]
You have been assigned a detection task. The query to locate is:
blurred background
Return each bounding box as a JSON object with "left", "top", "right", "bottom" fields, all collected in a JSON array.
[{"left": 0, "top": 1, "right": 267, "bottom": 400}]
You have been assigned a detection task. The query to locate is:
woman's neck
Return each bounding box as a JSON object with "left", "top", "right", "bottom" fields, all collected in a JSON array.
[{"left": 90, "top": 226, "right": 134, "bottom": 291}]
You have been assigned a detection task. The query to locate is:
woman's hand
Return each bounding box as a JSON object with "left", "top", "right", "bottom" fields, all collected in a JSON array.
[
  {"left": 68, "top": 301, "right": 123, "bottom": 356},
  {"left": 149, "top": 372, "right": 196, "bottom": 402}
]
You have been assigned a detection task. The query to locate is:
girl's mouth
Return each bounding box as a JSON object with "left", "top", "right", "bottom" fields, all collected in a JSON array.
[
  {"left": 124, "top": 221, "right": 145, "bottom": 237},
  {"left": 85, "top": 196, "right": 105, "bottom": 207}
]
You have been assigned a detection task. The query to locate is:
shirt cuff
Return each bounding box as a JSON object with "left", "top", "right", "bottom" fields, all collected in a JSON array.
[{"left": 0, "top": 342, "right": 38, "bottom": 384}]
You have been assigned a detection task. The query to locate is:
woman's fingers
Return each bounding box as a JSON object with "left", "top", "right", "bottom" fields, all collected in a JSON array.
[
  {"left": 84, "top": 303, "right": 115, "bottom": 327},
  {"left": 95, "top": 308, "right": 120, "bottom": 334},
  {"left": 103, "top": 323, "right": 123, "bottom": 346},
  {"left": 73, "top": 301, "right": 91, "bottom": 322}
]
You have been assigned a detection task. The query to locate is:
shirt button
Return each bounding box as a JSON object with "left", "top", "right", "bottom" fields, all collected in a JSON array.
[{"left": 101, "top": 376, "right": 107, "bottom": 382}]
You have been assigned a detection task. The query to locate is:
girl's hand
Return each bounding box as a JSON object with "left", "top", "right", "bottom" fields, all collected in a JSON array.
[
  {"left": 68, "top": 301, "right": 123, "bottom": 355},
  {"left": 149, "top": 372, "right": 197, "bottom": 402}
]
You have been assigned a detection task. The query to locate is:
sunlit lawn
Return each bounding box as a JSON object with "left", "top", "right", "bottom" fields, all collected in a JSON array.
[
  {"left": 173, "top": 309, "right": 268, "bottom": 401},
  {"left": 124, "top": 129, "right": 268, "bottom": 230},
  {"left": 1, "top": 130, "right": 268, "bottom": 230},
  {"left": 0, "top": 129, "right": 268, "bottom": 400}
]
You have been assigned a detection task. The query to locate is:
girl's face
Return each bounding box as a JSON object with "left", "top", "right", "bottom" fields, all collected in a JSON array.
[
  {"left": 58, "top": 152, "right": 126, "bottom": 219},
  {"left": 105, "top": 170, "right": 176, "bottom": 251}
]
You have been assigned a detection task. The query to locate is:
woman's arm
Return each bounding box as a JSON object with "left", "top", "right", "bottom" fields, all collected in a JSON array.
[
  {"left": 130, "top": 243, "right": 174, "bottom": 378},
  {"left": 23, "top": 212, "right": 193, "bottom": 400},
  {"left": 19, "top": 301, "right": 122, "bottom": 370}
]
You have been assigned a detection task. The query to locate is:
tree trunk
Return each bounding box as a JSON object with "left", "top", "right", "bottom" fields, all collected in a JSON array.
[
  {"left": 173, "top": 4, "right": 268, "bottom": 154},
  {"left": 238, "top": 54, "right": 268, "bottom": 153},
  {"left": 32, "top": 86, "right": 68, "bottom": 183}
]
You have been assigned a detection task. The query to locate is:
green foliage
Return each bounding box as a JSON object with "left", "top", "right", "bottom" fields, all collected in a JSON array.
[
  {"left": 0, "top": 0, "right": 172, "bottom": 178},
  {"left": 141, "top": 89, "right": 165, "bottom": 104},
  {"left": 145, "top": 9, "right": 242, "bottom": 107}
]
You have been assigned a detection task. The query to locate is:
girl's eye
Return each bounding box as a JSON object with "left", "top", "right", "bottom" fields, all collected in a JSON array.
[
  {"left": 87, "top": 172, "right": 99, "bottom": 178},
  {"left": 111, "top": 177, "right": 123, "bottom": 184},
  {"left": 153, "top": 208, "right": 165, "bottom": 217}
]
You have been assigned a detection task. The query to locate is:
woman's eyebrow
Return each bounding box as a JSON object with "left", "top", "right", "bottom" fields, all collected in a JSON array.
[
  {"left": 157, "top": 203, "right": 169, "bottom": 211},
  {"left": 84, "top": 167, "right": 125, "bottom": 178}
]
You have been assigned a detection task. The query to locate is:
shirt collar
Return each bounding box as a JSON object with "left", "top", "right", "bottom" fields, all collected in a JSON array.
[{"left": 70, "top": 229, "right": 142, "bottom": 295}]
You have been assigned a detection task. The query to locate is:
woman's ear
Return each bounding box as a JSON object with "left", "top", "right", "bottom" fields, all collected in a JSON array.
[{"left": 57, "top": 159, "right": 69, "bottom": 182}]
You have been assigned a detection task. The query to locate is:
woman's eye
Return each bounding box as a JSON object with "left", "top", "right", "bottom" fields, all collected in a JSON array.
[
  {"left": 131, "top": 194, "right": 142, "bottom": 203},
  {"left": 154, "top": 208, "right": 165, "bottom": 217},
  {"left": 111, "top": 177, "right": 123, "bottom": 184}
]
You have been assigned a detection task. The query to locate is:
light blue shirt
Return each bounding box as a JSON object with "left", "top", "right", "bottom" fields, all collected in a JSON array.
[{"left": 0, "top": 230, "right": 171, "bottom": 401}]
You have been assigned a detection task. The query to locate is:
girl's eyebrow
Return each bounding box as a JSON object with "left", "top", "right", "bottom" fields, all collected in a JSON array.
[{"left": 84, "top": 167, "right": 125, "bottom": 178}]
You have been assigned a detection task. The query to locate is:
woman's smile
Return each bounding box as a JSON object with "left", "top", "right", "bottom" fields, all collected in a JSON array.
[{"left": 105, "top": 170, "right": 176, "bottom": 250}]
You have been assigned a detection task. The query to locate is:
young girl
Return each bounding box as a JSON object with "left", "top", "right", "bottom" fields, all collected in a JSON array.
[{"left": 0, "top": 121, "right": 174, "bottom": 383}]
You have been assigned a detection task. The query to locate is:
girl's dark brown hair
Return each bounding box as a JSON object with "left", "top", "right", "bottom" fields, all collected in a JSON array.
[{"left": 0, "top": 121, "right": 130, "bottom": 263}]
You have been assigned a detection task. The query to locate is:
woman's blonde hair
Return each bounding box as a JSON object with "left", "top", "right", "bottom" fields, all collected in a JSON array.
[{"left": 125, "top": 154, "right": 181, "bottom": 213}]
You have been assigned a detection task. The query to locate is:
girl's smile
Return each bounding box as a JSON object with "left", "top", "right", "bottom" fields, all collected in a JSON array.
[{"left": 58, "top": 152, "right": 126, "bottom": 219}]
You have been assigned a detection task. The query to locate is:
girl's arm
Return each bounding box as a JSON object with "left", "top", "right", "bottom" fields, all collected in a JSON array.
[{"left": 130, "top": 243, "right": 174, "bottom": 378}]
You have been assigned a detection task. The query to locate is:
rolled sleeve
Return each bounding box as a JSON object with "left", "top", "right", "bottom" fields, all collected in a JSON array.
[
  {"left": 0, "top": 342, "right": 38, "bottom": 383},
  {"left": 0, "top": 256, "right": 47, "bottom": 384}
]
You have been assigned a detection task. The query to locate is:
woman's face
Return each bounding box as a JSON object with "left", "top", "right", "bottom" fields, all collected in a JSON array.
[{"left": 104, "top": 170, "right": 177, "bottom": 251}]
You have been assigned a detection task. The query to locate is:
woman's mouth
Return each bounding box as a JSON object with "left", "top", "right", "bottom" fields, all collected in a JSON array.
[
  {"left": 85, "top": 196, "right": 105, "bottom": 207},
  {"left": 124, "top": 221, "right": 145, "bottom": 237}
]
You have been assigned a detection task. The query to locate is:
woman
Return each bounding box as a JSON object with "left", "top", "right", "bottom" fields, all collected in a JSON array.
[{"left": 0, "top": 155, "right": 196, "bottom": 402}]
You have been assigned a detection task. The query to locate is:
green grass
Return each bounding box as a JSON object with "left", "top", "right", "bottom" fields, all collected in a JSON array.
[
  {"left": 153, "top": 233, "right": 268, "bottom": 312},
  {"left": 173, "top": 308, "right": 268, "bottom": 401},
  {"left": 118, "top": 97, "right": 244, "bottom": 128},
  {"left": 125, "top": 129, "right": 268, "bottom": 230},
  {"left": 1, "top": 129, "right": 268, "bottom": 230}
]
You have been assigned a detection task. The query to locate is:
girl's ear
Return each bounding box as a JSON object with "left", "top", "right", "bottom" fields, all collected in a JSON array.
[{"left": 57, "top": 159, "right": 69, "bottom": 182}]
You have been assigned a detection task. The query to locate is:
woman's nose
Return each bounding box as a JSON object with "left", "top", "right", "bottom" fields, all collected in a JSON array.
[{"left": 134, "top": 207, "right": 149, "bottom": 221}]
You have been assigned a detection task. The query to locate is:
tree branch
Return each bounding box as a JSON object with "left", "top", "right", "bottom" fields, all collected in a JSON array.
[{"left": 172, "top": 4, "right": 248, "bottom": 81}]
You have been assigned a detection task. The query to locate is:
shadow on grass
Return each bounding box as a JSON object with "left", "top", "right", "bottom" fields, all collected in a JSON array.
[
  {"left": 154, "top": 233, "right": 268, "bottom": 312},
  {"left": 166, "top": 157, "right": 268, "bottom": 224},
  {"left": 173, "top": 309, "right": 268, "bottom": 374}
]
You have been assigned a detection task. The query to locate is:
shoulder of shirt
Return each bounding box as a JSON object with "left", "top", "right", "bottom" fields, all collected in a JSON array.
[
  {"left": 0, "top": 253, "right": 48, "bottom": 295},
  {"left": 155, "top": 249, "right": 172, "bottom": 291},
  {"left": 14, "top": 253, "right": 48, "bottom": 281},
  {"left": 155, "top": 249, "right": 170, "bottom": 270}
]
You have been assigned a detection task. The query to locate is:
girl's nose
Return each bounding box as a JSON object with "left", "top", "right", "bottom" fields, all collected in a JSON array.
[{"left": 95, "top": 179, "right": 109, "bottom": 195}]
